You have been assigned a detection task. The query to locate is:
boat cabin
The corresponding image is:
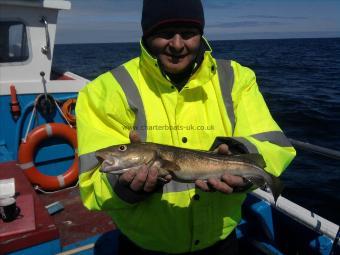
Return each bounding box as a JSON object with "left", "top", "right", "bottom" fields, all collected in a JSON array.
[
  {"left": 0, "top": 0, "right": 87, "bottom": 96},
  {"left": 0, "top": 0, "right": 88, "bottom": 163}
]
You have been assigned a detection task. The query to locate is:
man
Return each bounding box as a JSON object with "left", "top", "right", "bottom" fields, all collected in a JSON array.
[{"left": 76, "top": 0, "right": 296, "bottom": 254}]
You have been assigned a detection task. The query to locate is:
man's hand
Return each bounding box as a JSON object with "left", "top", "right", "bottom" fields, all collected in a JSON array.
[
  {"left": 212, "top": 143, "right": 232, "bottom": 155},
  {"left": 118, "top": 164, "right": 162, "bottom": 192},
  {"left": 117, "top": 131, "right": 171, "bottom": 193},
  {"left": 195, "top": 174, "right": 248, "bottom": 193},
  {"left": 195, "top": 144, "right": 250, "bottom": 193}
]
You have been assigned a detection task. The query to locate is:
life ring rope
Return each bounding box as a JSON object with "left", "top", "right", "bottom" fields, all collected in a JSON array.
[
  {"left": 61, "top": 98, "right": 77, "bottom": 126},
  {"left": 22, "top": 95, "right": 75, "bottom": 144},
  {"left": 18, "top": 123, "right": 78, "bottom": 191}
]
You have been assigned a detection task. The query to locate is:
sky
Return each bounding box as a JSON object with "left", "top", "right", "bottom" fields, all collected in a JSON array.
[{"left": 56, "top": 0, "right": 340, "bottom": 44}]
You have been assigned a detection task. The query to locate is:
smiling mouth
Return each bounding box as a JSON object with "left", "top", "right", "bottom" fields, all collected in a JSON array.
[
  {"left": 172, "top": 55, "right": 186, "bottom": 59},
  {"left": 165, "top": 53, "right": 187, "bottom": 59},
  {"left": 165, "top": 55, "right": 187, "bottom": 64}
]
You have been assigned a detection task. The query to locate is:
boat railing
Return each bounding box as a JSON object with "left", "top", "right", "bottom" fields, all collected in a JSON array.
[
  {"left": 251, "top": 137, "right": 340, "bottom": 249},
  {"left": 289, "top": 138, "right": 340, "bottom": 160}
]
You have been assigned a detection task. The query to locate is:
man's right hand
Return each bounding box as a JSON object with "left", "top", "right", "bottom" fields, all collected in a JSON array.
[
  {"left": 117, "top": 131, "right": 171, "bottom": 193},
  {"left": 118, "top": 164, "right": 161, "bottom": 192}
]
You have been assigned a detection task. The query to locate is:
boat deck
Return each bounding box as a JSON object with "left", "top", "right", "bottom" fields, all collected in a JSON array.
[
  {"left": 0, "top": 161, "right": 115, "bottom": 254},
  {"left": 1, "top": 162, "right": 338, "bottom": 255},
  {"left": 37, "top": 183, "right": 115, "bottom": 246}
]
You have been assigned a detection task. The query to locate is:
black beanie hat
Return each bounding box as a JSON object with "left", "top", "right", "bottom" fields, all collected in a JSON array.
[{"left": 141, "top": 0, "right": 205, "bottom": 37}]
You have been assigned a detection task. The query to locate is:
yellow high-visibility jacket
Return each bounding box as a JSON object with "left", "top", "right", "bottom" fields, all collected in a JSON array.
[{"left": 75, "top": 39, "right": 296, "bottom": 254}]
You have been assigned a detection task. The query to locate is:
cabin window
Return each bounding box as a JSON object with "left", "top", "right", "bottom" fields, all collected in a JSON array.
[{"left": 0, "top": 21, "right": 29, "bottom": 63}]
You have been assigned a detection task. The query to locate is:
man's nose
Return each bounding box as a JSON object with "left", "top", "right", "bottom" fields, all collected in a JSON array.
[{"left": 169, "top": 34, "right": 185, "bottom": 52}]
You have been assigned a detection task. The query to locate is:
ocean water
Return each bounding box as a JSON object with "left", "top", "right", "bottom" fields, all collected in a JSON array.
[{"left": 53, "top": 38, "right": 340, "bottom": 224}]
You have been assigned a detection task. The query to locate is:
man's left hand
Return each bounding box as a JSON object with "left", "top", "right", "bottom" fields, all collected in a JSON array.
[
  {"left": 195, "top": 143, "right": 250, "bottom": 193},
  {"left": 195, "top": 175, "right": 248, "bottom": 193}
]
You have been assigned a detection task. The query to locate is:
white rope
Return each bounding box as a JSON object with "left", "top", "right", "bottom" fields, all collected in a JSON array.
[
  {"left": 56, "top": 243, "right": 95, "bottom": 255},
  {"left": 34, "top": 180, "right": 79, "bottom": 194},
  {"left": 22, "top": 106, "right": 37, "bottom": 143},
  {"left": 54, "top": 100, "right": 73, "bottom": 128}
]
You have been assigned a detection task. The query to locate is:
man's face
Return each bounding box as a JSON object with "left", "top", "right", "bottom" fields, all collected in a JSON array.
[{"left": 145, "top": 26, "right": 201, "bottom": 74}]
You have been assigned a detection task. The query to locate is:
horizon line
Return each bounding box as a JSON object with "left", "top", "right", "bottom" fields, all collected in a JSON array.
[{"left": 55, "top": 36, "right": 340, "bottom": 46}]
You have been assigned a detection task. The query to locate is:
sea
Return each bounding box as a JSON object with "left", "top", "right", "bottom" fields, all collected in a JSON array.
[{"left": 53, "top": 37, "right": 340, "bottom": 225}]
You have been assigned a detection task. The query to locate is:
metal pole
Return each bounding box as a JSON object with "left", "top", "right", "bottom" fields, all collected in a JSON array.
[
  {"left": 289, "top": 138, "right": 340, "bottom": 160},
  {"left": 40, "top": 71, "right": 48, "bottom": 101}
]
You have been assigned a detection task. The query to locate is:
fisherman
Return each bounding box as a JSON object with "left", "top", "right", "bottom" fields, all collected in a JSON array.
[{"left": 76, "top": 0, "right": 296, "bottom": 254}]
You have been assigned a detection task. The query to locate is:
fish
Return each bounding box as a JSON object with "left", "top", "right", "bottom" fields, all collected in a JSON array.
[{"left": 96, "top": 142, "right": 283, "bottom": 202}]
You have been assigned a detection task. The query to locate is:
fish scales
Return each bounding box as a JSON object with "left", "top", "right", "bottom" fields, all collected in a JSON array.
[{"left": 156, "top": 146, "right": 264, "bottom": 181}]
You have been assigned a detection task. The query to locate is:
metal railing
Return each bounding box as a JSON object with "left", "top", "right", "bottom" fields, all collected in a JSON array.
[{"left": 289, "top": 138, "right": 340, "bottom": 160}]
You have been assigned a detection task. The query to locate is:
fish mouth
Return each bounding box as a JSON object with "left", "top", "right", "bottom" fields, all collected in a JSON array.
[
  {"left": 100, "top": 157, "right": 155, "bottom": 175},
  {"left": 103, "top": 165, "right": 145, "bottom": 175},
  {"left": 99, "top": 157, "right": 146, "bottom": 175}
]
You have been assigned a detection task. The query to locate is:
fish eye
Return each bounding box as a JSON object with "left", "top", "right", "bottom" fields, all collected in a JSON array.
[{"left": 118, "top": 145, "right": 127, "bottom": 151}]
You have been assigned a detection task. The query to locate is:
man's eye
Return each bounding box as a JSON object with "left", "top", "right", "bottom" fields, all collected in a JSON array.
[
  {"left": 154, "top": 30, "right": 198, "bottom": 39},
  {"left": 157, "top": 32, "right": 175, "bottom": 39},
  {"left": 180, "top": 32, "right": 197, "bottom": 39}
]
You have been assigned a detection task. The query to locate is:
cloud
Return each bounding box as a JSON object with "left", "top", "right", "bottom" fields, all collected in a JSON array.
[
  {"left": 56, "top": 0, "right": 142, "bottom": 43},
  {"left": 236, "top": 15, "right": 308, "bottom": 20},
  {"left": 206, "top": 30, "right": 340, "bottom": 41},
  {"left": 207, "top": 21, "right": 283, "bottom": 29},
  {"left": 59, "top": 0, "right": 141, "bottom": 25},
  {"left": 202, "top": 1, "right": 237, "bottom": 9},
  {"left": 55, "top": 0, "right": 340, "bottom": 43}
]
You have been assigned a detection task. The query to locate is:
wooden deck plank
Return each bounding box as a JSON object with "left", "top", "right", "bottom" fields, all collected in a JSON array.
[
  {"left": 0, "top": 161, "right": 59, "bottom": 254},
  {"left": 38, "top": 186, "right": 115, "bottom": 246},
  {"left": 0, "top": 161, "right": 115, "bottom": 253}
]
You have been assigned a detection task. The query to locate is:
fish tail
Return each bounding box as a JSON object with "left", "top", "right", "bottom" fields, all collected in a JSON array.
[{"left": 266, "top": 174, "right": 284, "bottom": 203}]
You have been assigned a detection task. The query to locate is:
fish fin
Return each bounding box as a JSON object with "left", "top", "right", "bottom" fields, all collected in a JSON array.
[
  {"left": 246, "top": 173, "right": 284, "bottom": 203},
  {"left": 159, "top": 159, "right": 181, "bottom": 172},
  {"left": 267, "top": 174, "right": 284, "bottom": 204},
  {"left": 158, "top": 168, "right": 171, "bottom": 177},
  {"left": 235, "top": 153, "right": 266, "bottom": 168},
  {"left": 245, "top": 176, "right": 266, "bottom": 188}
]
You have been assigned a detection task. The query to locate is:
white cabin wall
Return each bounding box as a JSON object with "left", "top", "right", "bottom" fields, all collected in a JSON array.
[{"left": 0, "top": 5, "right": 58, "bottom": 83}]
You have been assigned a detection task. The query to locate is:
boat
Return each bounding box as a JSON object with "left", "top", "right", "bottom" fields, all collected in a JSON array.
[{"left": 0, "top": 1, "right": 339, "bottom": 254}]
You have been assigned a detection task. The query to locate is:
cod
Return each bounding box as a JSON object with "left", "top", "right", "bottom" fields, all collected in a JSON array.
[{"left": 96, "top": 142, "right": 283, "bottom": 202}]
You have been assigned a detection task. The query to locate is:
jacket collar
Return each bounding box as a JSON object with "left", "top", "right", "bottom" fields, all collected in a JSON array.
[{"left": 139, "top": 37, "right": 216, "bottom": 90}]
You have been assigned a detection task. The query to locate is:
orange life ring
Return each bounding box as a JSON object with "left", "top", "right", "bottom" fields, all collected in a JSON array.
[
  {"left": 18, "top": 123, "right": 78, "bottom": 191},
  {"left": 61, "top": 98, "right": 77, "bottom": 126}
]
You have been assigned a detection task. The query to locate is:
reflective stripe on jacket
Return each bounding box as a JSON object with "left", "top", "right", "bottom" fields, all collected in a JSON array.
[{"left": 75, "top": 39, "right": 296, "bottom": 253}]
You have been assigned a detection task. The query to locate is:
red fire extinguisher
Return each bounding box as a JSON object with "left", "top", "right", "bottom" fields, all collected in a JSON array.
[{"left": 10, "top": 84, "right": 21, "bottom": 120}]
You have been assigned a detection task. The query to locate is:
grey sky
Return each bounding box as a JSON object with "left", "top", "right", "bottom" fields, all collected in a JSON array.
[{"left": 56, "top": 0, "right": 340, "bottom": 44}]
